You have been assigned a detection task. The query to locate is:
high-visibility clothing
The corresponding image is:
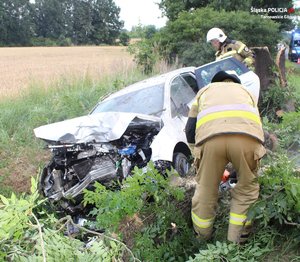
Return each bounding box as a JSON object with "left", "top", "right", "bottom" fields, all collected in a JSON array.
[
  {"left": 191, "top": 135, "right": 266, "bottom": 243},
  {"left": 186, "top": 80, "right": 266, "bottom": 243},
  {"left": 215, "top": 39, "right": 255, "bottom": 69},
  {"left": 188, "top": 82, "right": 264, "bottom": 147},
  {"left": 229, "top": 212, "right": 251, "bottom": 226}
]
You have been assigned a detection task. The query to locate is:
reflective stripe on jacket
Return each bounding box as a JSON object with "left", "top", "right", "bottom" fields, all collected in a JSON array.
[
  {"left": 189, "top": 82, "right": 264, "bottom": 145},
  {"left": 215, "top": 40, "right": 255, "bottom": 68}
]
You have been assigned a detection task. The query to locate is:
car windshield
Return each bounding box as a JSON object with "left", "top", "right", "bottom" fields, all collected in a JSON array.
[{"left": 91, "top": 84, "right": 165, "bottom": 115}]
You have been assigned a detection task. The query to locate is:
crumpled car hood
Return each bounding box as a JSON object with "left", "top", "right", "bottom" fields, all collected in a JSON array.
[{"left": 34, "top": 112, "right": 162, "bottom": 144}]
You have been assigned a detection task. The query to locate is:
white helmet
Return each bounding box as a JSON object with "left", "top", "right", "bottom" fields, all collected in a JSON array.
[{"left": 206, "top": 28, "right": 227, "bottom": 43}]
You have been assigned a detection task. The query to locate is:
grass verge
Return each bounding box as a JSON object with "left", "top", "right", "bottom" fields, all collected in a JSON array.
[{"left": 0, "top": 68, "right": 147, "bottom": 195}]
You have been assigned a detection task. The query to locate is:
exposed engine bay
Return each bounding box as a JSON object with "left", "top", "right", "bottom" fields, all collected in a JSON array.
[{"left": 37, "top": 117, "right": 162, "bottom": 214}]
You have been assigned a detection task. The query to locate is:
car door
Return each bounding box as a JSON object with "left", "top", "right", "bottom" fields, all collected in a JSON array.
[
  {"left": 170, "top": 75, "right": 197, "bottom": 119},
  {"left": 167, "top": 75, "right": 197, "bottom": 144}
]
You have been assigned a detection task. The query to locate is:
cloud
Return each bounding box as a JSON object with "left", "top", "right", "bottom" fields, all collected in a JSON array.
[{"left": 114, "top": 0, "right": 167, "bottom": 30}]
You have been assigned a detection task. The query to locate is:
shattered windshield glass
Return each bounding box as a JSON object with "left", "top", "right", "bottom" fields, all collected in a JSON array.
[{"left": 91, "top": 84, "right": 165, "bottom": 115}]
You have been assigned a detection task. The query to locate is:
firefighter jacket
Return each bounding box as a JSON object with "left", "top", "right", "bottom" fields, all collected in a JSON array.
[
  {"left": 215, "top": 39, "right": 255, "bottom": 69},
  {"left": 185, "top": 81, "right": 264, "bottom": 148}
]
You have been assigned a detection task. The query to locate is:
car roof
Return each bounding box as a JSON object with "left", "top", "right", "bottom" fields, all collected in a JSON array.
[{"left": 103, "top": 66, "right": 196, "bottom": 100}]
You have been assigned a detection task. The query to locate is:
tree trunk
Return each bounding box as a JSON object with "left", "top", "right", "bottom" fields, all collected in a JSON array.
[
  {"left": 251, "top": 46, "right": 275, "bottom": 91},
  {"left": 275, "top": 45, "right": 287, "bottom": 88}
]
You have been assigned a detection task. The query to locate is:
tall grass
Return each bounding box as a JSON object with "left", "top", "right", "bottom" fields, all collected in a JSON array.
[
  {"left": 0, "top": 68, "right": 147, "bottom": 194},
  {"left": 286, "top": 61, "right": 300, "bottom": 100}
]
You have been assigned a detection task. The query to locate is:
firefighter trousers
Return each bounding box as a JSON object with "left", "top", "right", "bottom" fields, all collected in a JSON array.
[{"left": 191, "top": 134, "right": 266, "bottom": 243}]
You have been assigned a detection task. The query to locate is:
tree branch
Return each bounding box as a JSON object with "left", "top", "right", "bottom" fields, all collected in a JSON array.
[{"left": 32, "top": 212, "right": 47, "bottom": 262}]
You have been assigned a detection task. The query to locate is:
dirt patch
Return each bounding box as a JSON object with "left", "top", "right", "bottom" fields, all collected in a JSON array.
[
  {"left": 117, "top": 213, "right": 144, "bottom": 250},
  {"left": 0, "top": 150, "right": 50, "bottom": 193}
]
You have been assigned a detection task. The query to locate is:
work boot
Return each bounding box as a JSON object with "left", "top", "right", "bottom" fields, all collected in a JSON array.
[{"left": 228, "top": 224, "right": 253, "bottom": 244}]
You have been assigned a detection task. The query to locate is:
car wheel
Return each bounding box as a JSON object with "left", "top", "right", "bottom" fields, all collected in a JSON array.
[{"left": 173, "top": 152, "right": 191, "bottom": 177}]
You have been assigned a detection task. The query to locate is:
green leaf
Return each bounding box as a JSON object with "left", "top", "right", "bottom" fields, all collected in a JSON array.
[
  {"left": 0, "top": 195, "right": 9, "bottom": 206},
  {"left": 30, "top": 176, "right": 38, "bottom": 194},
  {"left": 109, "top": 240, "right": 117, "bottom": 249}
]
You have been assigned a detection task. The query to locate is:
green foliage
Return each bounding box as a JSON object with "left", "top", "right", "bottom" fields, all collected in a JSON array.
[
  {"left": 119, "top": 31, "right": 130, "bottom": 46},
  {"left": 0, "top": 177, "right": 46, "bottom": 260},
  {"left": 84, "top": 163, "right": 201, "bottom": 261},
  {"left": 258, "top": 83, "right": 297, "bottom": 122},
  {"left": 30, "top": 37, "right": 58, "bottom": 47},
  {"left": 72, "top": 0, "right": 93, "bottom": 45},
  {"left": 155, "top": 7, "right": 280, "bottom": 66},
  {"left": 158, "top": 0, "right": 294, "bottom": 30},
  {"left": 133, "top": 202, "right": 200, "bottom": 261},
  {"left": 0, "top": 44, "right": 299, "bottom": 261},
  {"left": 158, "top": 0, "right": 211, "bottom": 21},
  {"left": 0, "top": 70, "right": 145, "bottom": 196},
  {"left": 128, "top": 39, "right": 162, "bottom": 73},
  {"left": 143, "top": 25, "right": 158, "bottom": 39},
  {"left": 287, "top": 63, "right": 300, "bottom": 102},
  {"left": 89, "top": 0, "right": 123, "bottom": 45},
  {"left": 248, "top": 153, "right": 300, "bottom": 227},
  {"left": 0, "top": 177, "right": 41, "bottom": 242},
  {"left": 83, "top": 162, "right": 185, "bottom": 231},
  {"left": 176, "top": 41, "right": 214, "bottom": 67},
  {"left": 187, "top": 227, "right": 277, "bottom": 262},
  {"left": 0, "top": 0, "right": 123, "bottom": 46},
  {"left": 14, "top": 229, "right": 121, "bottom": 262},
  {"left": 251, "top": 0, "right": 294, "bottom": 31},
  {"left": 0, "top": 0, "right": 34, "bottom": 46},
  {"left": 129, "top": 24, "right": 158, "bottom": 39},
  {"left": 264, "top": 110, "right": 300, "bottom": 149},
  {"left": 0, "top": 178, "right": 125, "bottom": 261}
]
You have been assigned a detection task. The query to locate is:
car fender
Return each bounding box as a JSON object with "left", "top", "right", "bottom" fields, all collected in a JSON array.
[{"left": 150, "top": 117, "right": 188, "bottom": 162}]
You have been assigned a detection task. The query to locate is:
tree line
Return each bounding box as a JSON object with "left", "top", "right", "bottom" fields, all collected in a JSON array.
[
  {"left": 1, "top": 0, "right": 295, "bottom": 47},
  {"left": 0, "top": 0, "right": 123, "bottom": 46},
  {"left": 129, "top": 0, "right": 297, "bottom": 72}
]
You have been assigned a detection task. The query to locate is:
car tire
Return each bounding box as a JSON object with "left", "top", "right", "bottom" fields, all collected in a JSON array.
[{"left": 173, "top": 152, "right": 191, "bottom": 177}]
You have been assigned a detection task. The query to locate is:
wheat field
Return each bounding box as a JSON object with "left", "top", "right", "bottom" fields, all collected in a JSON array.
[{"left": 0, "top": 46, "right": 135, "bottom": 98}]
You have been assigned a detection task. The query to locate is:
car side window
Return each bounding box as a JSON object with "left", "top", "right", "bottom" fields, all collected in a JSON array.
[
  {"left": 181, "top": 74, "right": 198, "bottom": 93},
  {"left": 170, "top": 76, "right": 196, "bottom": 118}
]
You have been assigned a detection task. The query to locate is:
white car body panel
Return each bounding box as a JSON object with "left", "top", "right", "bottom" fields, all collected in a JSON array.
[
  {"left": 151, "top": 115, "right": 188, "bottom": 162},
  {"left": 239, "top": 71, "right": 260, "bottom": 104},
  {"left": 34, "top": 58, "right": 260, "bottom": 164},
  {"left": 34, "top": 112, "right": 162, "bottom": 143}
]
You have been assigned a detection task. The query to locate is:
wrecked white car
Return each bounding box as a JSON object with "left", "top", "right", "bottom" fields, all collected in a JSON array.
[{"left": 34, "top": 57, "right": 260, "bottom": 213}]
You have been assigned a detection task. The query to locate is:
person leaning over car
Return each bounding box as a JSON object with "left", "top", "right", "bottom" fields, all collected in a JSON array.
[
  {"left": 207, "top": 27, "right": 255, "bottom": 70},
  {"left": 185, "top": 70, "right": 266, "bottom": 243}
]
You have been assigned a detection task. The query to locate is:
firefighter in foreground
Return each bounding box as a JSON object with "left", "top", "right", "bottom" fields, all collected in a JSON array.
[
  {"left": 206, "top": 27, "right": 255, "bottom": 69},
  {"left": 185, "top": 71, "right": 266, "bottom": 243}
]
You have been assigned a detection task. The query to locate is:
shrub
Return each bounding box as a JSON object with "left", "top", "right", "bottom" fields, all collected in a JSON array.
[
  {"left": 0, "top": 178, "right": 126, "bottom": 261},
  {"left": 154, "top": 7, "right": 280, "bottom": 66},
  {"left": 119, "top": 31, "right": 130, "bottom": 46},
  {"left": 248, "top": 153, "right": 300, "bottom": 227},
  {"left": 83, "top": 162, "right": 185, "bottom": 232},
  {"left": 128, "top": 40, "right": 162, "bottom": 73}
]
